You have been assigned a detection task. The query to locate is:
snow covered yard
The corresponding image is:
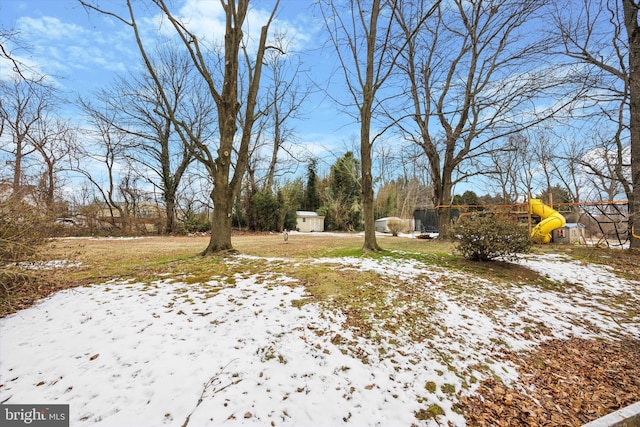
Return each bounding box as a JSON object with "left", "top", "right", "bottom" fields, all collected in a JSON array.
[{"left": 1, "top": 244, "right": 639, "bottom": 426}]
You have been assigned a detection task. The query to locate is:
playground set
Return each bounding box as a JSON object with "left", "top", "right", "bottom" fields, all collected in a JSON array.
[{"left": 419, "top": 199, "right": 632, "bottom": 247}]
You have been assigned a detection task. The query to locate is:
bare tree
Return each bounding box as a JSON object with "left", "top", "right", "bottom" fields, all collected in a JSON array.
[
  {"left": 515, "top": 136, "right": 537, "bottom": 205},
  {"left": 0, "top": 25, "right": 66, "bottom": 216},
  {"left": 374, "top": 141, "right": 432, "bottom": 220},
  {"left": 91, "top": 46, "right": 211, "bottom": 233},
  {"left": 319, "top": 0, "right": 384, "bottom": 250},
  {"left": 551, "top": 0, "right": 639, "bottom": 247},
  {"left": 546, "top": 137, "right": 586, "bottom": 225},
  {"left": 485, "top": 136, "right": 524, "bottom": 204},
  {"left": 242, "top": 33, "right": 311, "bottom": 231},
  {"left": 73, "top": 101, "right": 131, "bottom": 230},
  {"left": 80, "top": 0, "right": 281, "bottom": 254},
  {"left": 118, "top": 172, "right": 151, "bottom": 234},
  {"left": 28, "top": 117, "right": 75, "bottom": 213},
  {"left": 318, "top": 0, "right": 436, "bottom": 251},
  {"left": 395, "top": 0, "right": 583, "bottom": 237},
  {"left": 530, "top": 131, "right": 557, "bottom": 198},
  {"left": 261, "top": 32, "right": 310, "bottom": 192},
  {"left": 0, "top": 78, "right": 56, "bottom": 197},
  {"left": 578, "top": 137, "right": 629, "bottom": 202},
  {"left": 623, "top": 0, "right": 640, "bottom": 247}
]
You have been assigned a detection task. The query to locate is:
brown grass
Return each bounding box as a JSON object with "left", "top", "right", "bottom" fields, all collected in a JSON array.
[
  {"left": 0, "top": 232, "right": 457, "bottom": 317},
  {"left": 2, "top": 233, "right": 637, "bottom": 318},
  {"left": 2, "top": 232, "right": 639, "bottom": 426}
]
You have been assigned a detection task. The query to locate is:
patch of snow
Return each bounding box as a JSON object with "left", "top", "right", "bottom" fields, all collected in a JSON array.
[
  {"left": 1, "top": 252, "right": 638, "bottom": 426},
  {"left": 514, "top": 254, "right": 638, "bottom": 295},
  {"left": 0, "top": 275, "right": 464, "bottom": 426},
  {"left": 17, "top": 260, "right": 83, "bottom": 270}
]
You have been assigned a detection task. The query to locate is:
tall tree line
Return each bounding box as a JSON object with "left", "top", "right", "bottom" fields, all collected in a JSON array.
[{"left": 1, "top": 0, "right": 638, "bottom": 250}]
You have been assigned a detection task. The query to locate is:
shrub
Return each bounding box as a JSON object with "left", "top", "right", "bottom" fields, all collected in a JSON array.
[
  {"left": 386, "top": 219, "right": 407, "bottom": 236},
  {"left": 0, "top": 201, "right": 46, "bottom": 262},
  {"left": 181, "top": 210, "right": 210, "bottom": 233},
  {"left": 449, "top": 214, "right": 530, "bottom": 261},
  {"left": 0, "top": 200, "right": 48, "bottom": 315}
]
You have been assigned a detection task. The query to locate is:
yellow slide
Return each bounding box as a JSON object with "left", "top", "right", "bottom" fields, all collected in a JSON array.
[{"left": 529, "top": 199, "right": 566, "bottom": 244}]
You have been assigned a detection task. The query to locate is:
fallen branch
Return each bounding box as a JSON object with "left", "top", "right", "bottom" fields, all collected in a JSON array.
[{"left": 181, "top": 359, "right": 241, "bottom": 427}]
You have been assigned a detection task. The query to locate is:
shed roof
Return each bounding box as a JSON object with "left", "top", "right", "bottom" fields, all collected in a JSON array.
[
  {"left": 296, "top": 211, "right": 321, "bottom": 217},
  {"left": 375, "top": 216, "right": 403, "bottom": 222}
]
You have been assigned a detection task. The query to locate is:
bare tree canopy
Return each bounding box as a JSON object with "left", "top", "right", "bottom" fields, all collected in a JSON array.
[
  {"left": 86, "top": 45, "right": 214, "bottom": 233},
  {"left": 318, "top": 0, "right": 439, "bottom": 251},
  {"left": 394, "top": 0, "right": 588, "bottom": 237},
  {"left": 0, "top": 26, "right": 45, "bottom": 84},
  {"left": 0, "top": 78, "right": 61, "bottom": 197},
  {"left": 80, "top": 0, "right": 280, "bottom": 254},
  {"left": 550, "top": 0, "right": 639, "bottom": 248},
  {"left": 1, "top": 0, "right": 638, "bottom": 249}
]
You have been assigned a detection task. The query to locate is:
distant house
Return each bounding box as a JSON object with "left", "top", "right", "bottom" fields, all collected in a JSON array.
[{"left": 296, "top": 211, "right": 325, "bottom": 232}]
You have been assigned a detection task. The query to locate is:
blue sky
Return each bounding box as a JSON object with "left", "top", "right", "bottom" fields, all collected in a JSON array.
[
  {"left": 0, "top": 0, "right": 363, "bottom": 175},
  {"left": 2, "top": 0, "right": 617, "bottom": 201}
]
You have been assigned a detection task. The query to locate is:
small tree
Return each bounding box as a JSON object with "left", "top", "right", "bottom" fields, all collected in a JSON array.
[
  {"left": 0, "top": 201, "right": 46, "bottom": 262},
  {"left": 452, "top": 191, "right": 480, "bottom": 206},
  {"left": 322, "top": 151, "right": 363, "bottom": 231},
  {"left": 537, "top": 185, "right": 574, "bottom": 204},
  {"left": 449, "top": 215, "right": 531, "bottom": 262}
]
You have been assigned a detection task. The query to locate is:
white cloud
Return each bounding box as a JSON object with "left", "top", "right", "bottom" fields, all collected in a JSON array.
[
  {"left": 17, "top": 16, "right": 85, "bottom": 40},
  {"left": 174, "top": 0, "right": 227, "bottom": 45},
  {"left": 0, "top": 52, "right": 44, "bottom": 83},
  {"left": 149, "top": 1, "right": 312, "bottom": 56},
  {"left": 10, "top": 15, "right": 135, "bottom": 87}
]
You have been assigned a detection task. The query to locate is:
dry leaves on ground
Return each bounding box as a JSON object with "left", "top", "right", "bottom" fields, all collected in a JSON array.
[{"left": 459, "top": 337, "right": 640, "bottom": 426}]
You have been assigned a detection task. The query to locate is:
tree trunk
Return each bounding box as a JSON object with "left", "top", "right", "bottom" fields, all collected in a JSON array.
[
  {"left": 45, "top": 164, "right": 55, "bottom": 213},
  {"left": 201, "top": 187, "right": 234, "bottom": 255},
  {"left": 623, "top": 0, "right": 640, "bottom": 249},
  {"left": 198, "top": 0, "right": 243, "bottom": 255},
  {"left": 435, "top": 177, "right": 453, "bottom": 239},
  {"left": 202, "top": 2, "right": 276, "bottom": 254},
  {"left": 164, "top": 193, "right": 176, "bottom": 234},
  {"left": 12, "top": 135, "right": 25, "bottom": 198},
  {"left": 265, "top": 112, "right": 280, "bottom": 193},
  {"left": 201, "top": 126, "right": 236, "bottom": 254},
  {"left": 360, "top": 0, "right": 382, "bottom": 253},
  {"left": 361, "top": 117, "right": 381, "bottom": 252}
]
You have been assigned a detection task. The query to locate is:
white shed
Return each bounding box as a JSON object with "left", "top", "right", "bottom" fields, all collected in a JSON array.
[{"left": 296, "top": 211, "right": 325, "bottom": 232}]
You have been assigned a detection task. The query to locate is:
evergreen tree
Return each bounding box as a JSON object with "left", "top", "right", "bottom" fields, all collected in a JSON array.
[
  {"left": 374, "top": 180, "right": 398, "bottom": 218},
  {"left": 537, "top": 185, "right": 573, "bottom": 204},
  {"left": 280, "top": 178, "right": 305, "bottom": 230},
  {"left": 252, "top": 190, "right": 280, "bottom": 231},
  {"left": 321, "top": 152, "right": 362, "bottom": 231},
  {"left": 304, "top": 159, "right": 320, "bottom": 211},
  {"left": 452, "top": 190, "right": 479, "bottom": 206}
]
